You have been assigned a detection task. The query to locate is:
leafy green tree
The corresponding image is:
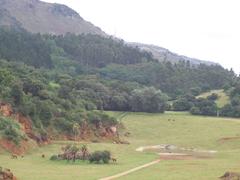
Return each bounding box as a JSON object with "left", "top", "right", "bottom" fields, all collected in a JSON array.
[
  {"left": 10, "top": 83, "right": 24, "bottom": 106},
  {"left": 130, "top": 87, "right": 168, "bottom": 113},
  {"left": 72, "top": 123, "right": 80, "bottom": 141},
  {"left": 172, "top": 98, "right": 193, "bottom": 111}
]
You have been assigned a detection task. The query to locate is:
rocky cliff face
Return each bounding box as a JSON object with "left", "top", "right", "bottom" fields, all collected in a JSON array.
[{"left": 0, "top": 0, "right": 105, "bottom": 35}]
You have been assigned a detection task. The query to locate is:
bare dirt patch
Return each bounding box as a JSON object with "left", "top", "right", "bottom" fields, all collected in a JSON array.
[
  {"left": 136, "top": 144, "right": 216, "bottom": 160},
  {"left": 0, "top": 139, "right": 37, "bottom": 155},
  {"left": 218, "top": 136, "right": 240, "bottom": 143},
  {"left": 159, "top": 154, "right": 194, "bottom": 160}
]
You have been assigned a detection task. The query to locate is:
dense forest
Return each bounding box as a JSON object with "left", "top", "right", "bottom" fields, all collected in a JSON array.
[
  {"left": 0, "top": 27, "right": 239, "bottom": 144},
  {"left": 220, "top": 80, "right": 240, "bottom": 117}
]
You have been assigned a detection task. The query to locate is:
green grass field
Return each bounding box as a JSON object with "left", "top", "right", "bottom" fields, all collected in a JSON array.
[
  {"left": 1, "top": 112, "right": 240, "bottom": 180},
  {"left": 197, "top": 89, "right": 230, "bottom": 108}
]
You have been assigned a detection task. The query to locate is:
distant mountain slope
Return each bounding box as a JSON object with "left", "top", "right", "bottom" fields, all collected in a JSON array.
[
  {"left": 0, "top": 0, "right": 105, "bottom": 35},
  {"left": 0, "top": 0, "right": 218, "bottom": 66},
  {"left": 129, "top": 43, "right": 218, "bottom": 66}
]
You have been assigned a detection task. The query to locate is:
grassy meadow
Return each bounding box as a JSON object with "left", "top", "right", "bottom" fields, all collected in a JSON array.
[
  {"left": 197, "top": 89, "right": 230, "bottom": 108},
  {"left": 1, "top": 111, "right": 240, "bottom": 180}
]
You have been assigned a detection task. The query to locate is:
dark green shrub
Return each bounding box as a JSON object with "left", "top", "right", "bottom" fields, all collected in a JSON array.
[
  {"left": 102, "top": 150, "right": 111, "bottom": 164},
  {"left": 54, "top": 117, "right": 73, "bottom": 133},
  {"left": 50, "top": 155, "right": 59, "bottom": 161},
  {"left": 89, "top": 151, "right": 102, "bottom": 164},
  {"left": 0, "top": 116, "right": 24, "bottom": 145},
  {"left": 190, "top": 98, "right": 218, "bottom": 116},
  {"left": 172, "top": 98, "right": 193, "bottom": 111},
  {"left": 207, "top": 93, "right": 218, "bottom": 101},
  {"left": 190, "top": 106, "right": 201, "bottom": 115},
  {"left": 190, "top": 87, "right": 201, "bottom": 96},
  {"left": 89, "top": 150, "right": 111, "bottom": 164}
]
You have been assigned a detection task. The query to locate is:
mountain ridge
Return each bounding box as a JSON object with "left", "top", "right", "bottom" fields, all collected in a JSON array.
[
  {"left": 0, "top": 0, "right": 106, "bottom": 35},
  {"left": 0, "top": 0, "right": 218, "bottom": 66},
  {"left": 128, "top": 42, "right": 219, "bottom": 66}
]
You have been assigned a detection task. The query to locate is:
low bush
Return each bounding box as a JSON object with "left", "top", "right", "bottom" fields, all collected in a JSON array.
[
  {"left": 207, "top": 93, "right": 219, "bottom": 101},
  {"left": 89, "top": 150, "right": 111, "bottom": 164},
  {"left": 50, "top": 155, "right": 59, "bottom": 161}
]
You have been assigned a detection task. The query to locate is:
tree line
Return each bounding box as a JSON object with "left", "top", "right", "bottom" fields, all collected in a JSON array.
[{"left": 0, "top": 26, "right": 239, "bottom": 142}]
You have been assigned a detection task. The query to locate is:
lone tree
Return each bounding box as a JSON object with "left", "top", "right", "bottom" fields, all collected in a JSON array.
[
  {"left": 81, "top": 144, "right": 89, "bottom": 160},
  {"left": 70, "top": 145, "right": 79, "bottom": 162},
  {"left": 72, "top": 123, "right": 80, "bottom": 141}
]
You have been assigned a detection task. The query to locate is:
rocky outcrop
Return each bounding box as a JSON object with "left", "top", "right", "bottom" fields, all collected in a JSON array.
[{"left": 0, "top": 0, "right": 106, "bottom": 35}]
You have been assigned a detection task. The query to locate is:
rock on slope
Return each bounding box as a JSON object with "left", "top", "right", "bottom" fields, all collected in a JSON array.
[{"left": 0, "top": 0, "right": 105, "bottom": 35}]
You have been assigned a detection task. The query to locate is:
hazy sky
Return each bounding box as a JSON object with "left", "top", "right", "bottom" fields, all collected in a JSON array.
[{"left": 43, "top": 0, "right": 240, "bottom": 73}]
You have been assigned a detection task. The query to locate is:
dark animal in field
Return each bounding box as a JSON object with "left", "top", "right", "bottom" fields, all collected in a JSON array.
[
  {"left": 11, "top": 154, "right": 18, "bottom": 159},
  {"left": 111, "top": 158, "right": 117, "bottom": 163},
  {"left": 42, "top": 154, "right": 45, "bottom": 158}
]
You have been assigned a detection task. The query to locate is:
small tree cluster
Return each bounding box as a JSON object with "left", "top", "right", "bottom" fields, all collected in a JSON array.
[{"left": 50, "top": 144, "right": 112, "bottom": 164}]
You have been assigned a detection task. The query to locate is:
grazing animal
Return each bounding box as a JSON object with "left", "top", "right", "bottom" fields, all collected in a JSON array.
[
  {"left": 41, "top": 154, "right": 45, "bottom": 158},
  {"left": 111, "top": 158, "right": 117, "bottom": 163},
  {"left": 11, "top": 154, "right": 18, "bottom": 159}
]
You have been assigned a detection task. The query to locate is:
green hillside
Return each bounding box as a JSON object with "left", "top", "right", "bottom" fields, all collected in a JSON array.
[
  {"left": 0, "top": 27, "right": 238, "bottom": 149},
  {"left": 197, "top": 89, "right": 230, "bottom": 108}
]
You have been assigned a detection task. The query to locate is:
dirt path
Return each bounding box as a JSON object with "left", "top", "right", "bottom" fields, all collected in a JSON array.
[{"left": 99, "top": 159, "right": 160, "bottom": 180}]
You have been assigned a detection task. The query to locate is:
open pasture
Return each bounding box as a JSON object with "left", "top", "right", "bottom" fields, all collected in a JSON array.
[{"left": 1, "top": 112, "right": 240, "bottom": 180}]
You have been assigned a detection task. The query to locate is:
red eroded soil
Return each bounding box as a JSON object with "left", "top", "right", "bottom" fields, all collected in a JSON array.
[
  {"left": 0, "top": 103, "right": 44, "bottom": 153},
  {"left": 0, "top": 103, "right": 13, "bottom": 117},
  {"left": 0, "top": 139, "right": 36, "bottom": 155},
  {"left": 0, "top": 102, "right": 119, "bottom": 154}
]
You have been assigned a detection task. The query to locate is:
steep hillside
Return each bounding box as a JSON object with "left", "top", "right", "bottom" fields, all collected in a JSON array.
[
  {"left": 0, "top": 0, "right": 219, "bottom": 67},
  {"left": 0, "top": 0, "right": 105, "bottom": 35},
  {"left": 129, "top": 43, "right": 218, "bottom": 66}
]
